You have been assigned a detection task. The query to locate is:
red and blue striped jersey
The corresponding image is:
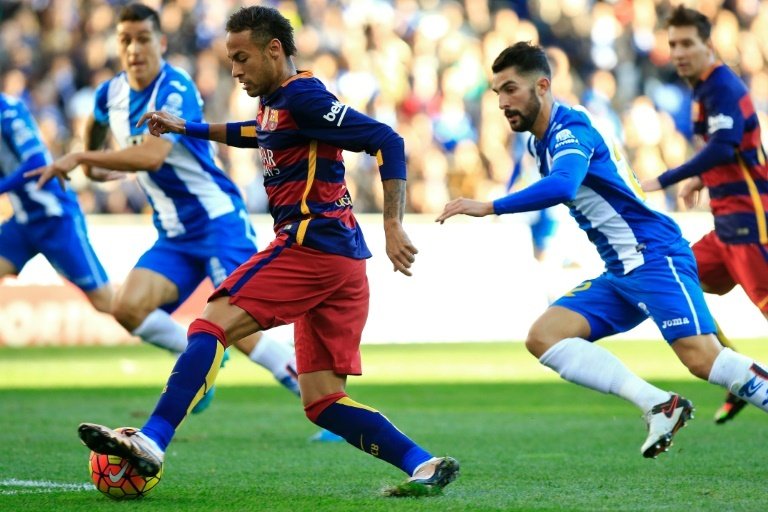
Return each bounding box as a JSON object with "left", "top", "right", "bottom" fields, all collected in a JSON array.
[
  {"left": 231, "top": 72, "right": 406, "bottom": 259},
  {"left": 693, "top": 64, "right": 768, "bottom": 244}
]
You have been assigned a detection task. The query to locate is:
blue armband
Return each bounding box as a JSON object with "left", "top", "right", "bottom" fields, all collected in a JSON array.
[{"left": 185, "top": 121, "right": 210, "bottom": 139}]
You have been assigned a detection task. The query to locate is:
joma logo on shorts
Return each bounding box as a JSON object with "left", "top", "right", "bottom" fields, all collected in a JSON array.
[{"left": 661, "top": 317, "right": 690, "bottom": 329}]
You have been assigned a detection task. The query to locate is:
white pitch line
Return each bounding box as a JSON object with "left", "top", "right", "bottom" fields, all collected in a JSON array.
[{"left": 0, "top": 479, "right": 93, "bottom": 495}]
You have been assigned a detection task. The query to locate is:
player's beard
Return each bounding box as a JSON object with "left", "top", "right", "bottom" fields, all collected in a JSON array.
[{"left": 505, "top": 88, "right": 541, "bottom": 133}]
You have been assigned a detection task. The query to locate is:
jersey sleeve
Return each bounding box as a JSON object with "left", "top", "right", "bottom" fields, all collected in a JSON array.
[
  {"left": 700, "top": 84, "right": 744, "bottom": 146},
  {"left": 288, "top": 88, "right": 406, "bottom": 180},
  {"left": 154, "top": 74, "right": 204, "bottom": 144},
  {"left": 493, "top": 119, "right": 593, "bottom": 215},
  {"left": 1, "top": 99, "right": 48, "bottom": 162},
  {"left": 93, "top": 80, "right": 111, "bottom": 125}
]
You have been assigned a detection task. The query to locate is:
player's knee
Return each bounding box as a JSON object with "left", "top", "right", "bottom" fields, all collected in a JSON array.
[
  {"left": 85, "top": 286, "right": 113, "bottom": 314},
  {"left": 304, "top": 392, "right": 347, "bottom": 425},
  {"left": 111, "top": 300, "right": 150, "bottom": 332},
  {"left": 188, "top": 318, "right": 229, "bottom": 347},
  {"left": 525, "top": 326, "right": 557, "bottom": 359}
]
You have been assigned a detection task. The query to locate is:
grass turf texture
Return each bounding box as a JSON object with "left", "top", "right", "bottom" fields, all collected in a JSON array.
[{"left": 1, "top": 340, "right": 767, "bottom": 511}]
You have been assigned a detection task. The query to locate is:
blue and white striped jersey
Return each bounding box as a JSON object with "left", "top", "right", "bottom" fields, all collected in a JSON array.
[
  {"left": 0, "top": 93, "right": 80, "bottom": 224},
  {"left": 494, "top": 103, "right": 685, "bottom": 275},
  {"left": 94, "top": 62, "right": 246, "bottom": 239}
]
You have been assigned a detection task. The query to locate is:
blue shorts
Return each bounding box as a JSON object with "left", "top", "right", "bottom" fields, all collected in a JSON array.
[
  {"left": 553, "top": 247, "right": 716, "bottom": 343},
  {"left": 136, "top": 210, "right": 258, "bottom": 313},
  {"left": 0, "top": 214, "right": 109, "bottom": 291}
]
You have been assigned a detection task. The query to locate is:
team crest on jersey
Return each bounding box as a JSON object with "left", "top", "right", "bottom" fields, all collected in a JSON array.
[
  {"left": 260, "top": 106, "right": 279, "bottom": 131},
  {"left": 161, "top": 92, "right": 184, "bottom": 117},
  {"left": 266, "top": 108, "right": 279, "bottom": 131}
]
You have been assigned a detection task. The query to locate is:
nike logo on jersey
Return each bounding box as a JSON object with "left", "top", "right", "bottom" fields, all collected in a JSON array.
[{"left": 108, "top": 462, "right": 129, "bottom": 482}]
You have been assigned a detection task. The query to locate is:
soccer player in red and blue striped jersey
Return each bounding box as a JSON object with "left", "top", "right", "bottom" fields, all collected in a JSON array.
[
  {"left": 74, "top": 5, "right": 458, "bottom": 496},
  {"left": 642, "top": 5, "right": 768, "bottom": 424}
]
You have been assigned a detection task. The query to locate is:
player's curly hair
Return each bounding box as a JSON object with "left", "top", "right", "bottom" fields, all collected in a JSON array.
[
  {"left": 226, "top": 6, "right": 297, "bottom": 57},
  {"left": 666, "top": 5, "right": 711, "bottom": 42},
  {"left": 492, "top": 41, "right": 551, "bottom": 79},
  {"left": 118, "top": 3, "right": 161, "bottom": 33}
]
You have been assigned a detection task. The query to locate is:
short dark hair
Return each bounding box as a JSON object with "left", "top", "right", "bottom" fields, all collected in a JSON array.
[
  {"left": 666, "top": 5, "right": 711, "bottom": 41},
  {"left": 226, "top": 6, "right": 297, "bottom": 57},
  {"left": 117, "top": 3, "right": 162, "bottom": 33},
  {"left": 492, "top": 42, "right": 551, "bottom": 79}
]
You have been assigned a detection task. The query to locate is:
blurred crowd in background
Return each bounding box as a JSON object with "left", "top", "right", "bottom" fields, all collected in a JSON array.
[{"left": 1, "top": 0, "right": 767, "bottom": 217}]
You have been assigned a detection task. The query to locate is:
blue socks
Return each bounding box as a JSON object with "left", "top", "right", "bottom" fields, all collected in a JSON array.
[
  {"left": 141, "top": 330, "right": 225, "bottom": 451},
  {"left": 305, "top": 392, "right": 432, "bottom": 475}
]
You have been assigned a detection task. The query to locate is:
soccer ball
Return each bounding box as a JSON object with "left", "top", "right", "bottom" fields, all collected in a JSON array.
[{"left": 88, "top": 427, "right": 163, "bottom": 500}]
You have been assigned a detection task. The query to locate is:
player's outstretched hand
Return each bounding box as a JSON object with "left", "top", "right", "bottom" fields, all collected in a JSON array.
[
  {"left": 384, "top": 221, "right": 418, "bottom": 276},
  {"left": 23, "top": 153, "right": 81, "bottom": 190},
  {"left": 640, "top": 178, "right": 662, "bottom": 192},
  {"left": 435, "top": 198, "right": 493, "bottom": 224},
  {"left": 136, "top": 110, "right": 185, "bottom": 137}
]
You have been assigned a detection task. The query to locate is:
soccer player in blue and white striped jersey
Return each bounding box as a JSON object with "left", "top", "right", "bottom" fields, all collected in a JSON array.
[
  {"left": 0, "top": 93, "right": 112, "bottom": 315},
  {"left": 437, "top": 41, "right": 768, "bottom": 458}
]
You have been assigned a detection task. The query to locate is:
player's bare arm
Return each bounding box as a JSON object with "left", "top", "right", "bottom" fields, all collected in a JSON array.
[
  {"left": 435, "top": 198, "right": 494, "bottom": 224},
  {"left": 82, "top": 114, "right": 123, "bottom": 182},
  {"left": 640, "top": 178, "right": 662, "bottom": 192},
  {"left": 26, "top": 135, "right": 173, "bottom": 189},
  {"left": 382, "top": 178, "right": 418, "bottom": 277},
  {"left": 137, "top": 111, "right": 229, "bottom": 144}
]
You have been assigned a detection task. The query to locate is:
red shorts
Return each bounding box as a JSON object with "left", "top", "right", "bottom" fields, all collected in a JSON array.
[
  {"left": 692, "top": 230, "right": 768, "bottom": 312},
  {"left": 212, "top": 234, "right": 369, "bottom": 375}
]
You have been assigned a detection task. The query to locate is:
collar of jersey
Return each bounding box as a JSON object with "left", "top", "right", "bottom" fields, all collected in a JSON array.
[
  {"left": 262, "top": 71, "right": 313, "bottom": 104},
  {"left": 536, "top": 101, "right": 563, "bottom": 148}
]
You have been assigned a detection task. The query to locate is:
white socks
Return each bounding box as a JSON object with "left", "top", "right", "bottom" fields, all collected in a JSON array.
[
  {"left": 539, "top": 337, "right": 670, "bottom": 412},
  {"left": 248, "top": 332, "right": 299, "bottom": 394},
  {"left": 132, "top": 309, "right": 188, "bottom": 354},
  {"left": 709, "top": 347, "right": 768, "bottom": 411}
]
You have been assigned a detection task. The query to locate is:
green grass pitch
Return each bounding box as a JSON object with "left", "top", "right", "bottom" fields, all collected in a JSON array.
[{"left": 1, "top": 340, "right": 766, "bottom": 511}]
